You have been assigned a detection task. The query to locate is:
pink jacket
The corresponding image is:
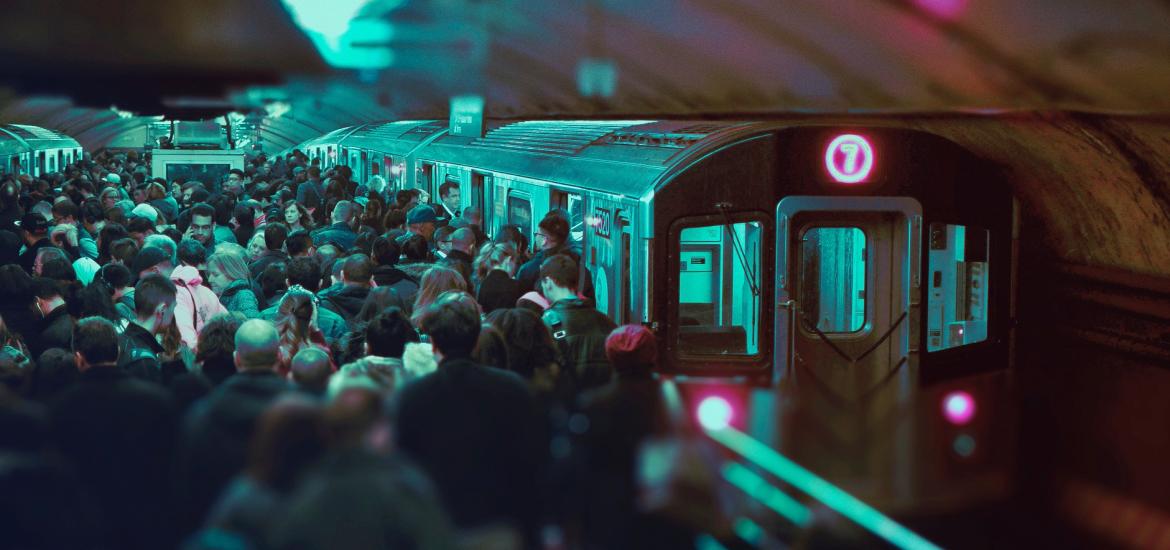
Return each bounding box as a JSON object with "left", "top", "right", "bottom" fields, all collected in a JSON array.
[{"left": 171, "top": 266, "right": 227, "bottom": 350}]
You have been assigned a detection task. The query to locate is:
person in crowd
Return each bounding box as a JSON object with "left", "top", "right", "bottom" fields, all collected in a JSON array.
[
  {"left": 96, "top": 222, "right": 128, "bottom": 264},
  {"left": 320, "top": 253, "right": 374, "bottom": 328},
  {"left": 472, "top": 323, "right": 509, "bottom": 371},
  {"left": 575, "top": 324, "right": 672, "bottom": 549},
  {"left": 334, "top": 307, "right": 420, "bottom": 395},
  {"left": 18, "top": 212, "right": 53, "bottom": 274},
  {"left": 0, "top": 266, "right": 34, "bottom": 343},
  {"left": 438, "top": 179, "right": 460, "bottom": 221},
  {"left": 177, "top": 236, "right": 207, "bottom": 271},
  {"left": 474, "top": 242, "right": 522, "bottom": 314},
  {"left": 445, "top": 227, "right": 476, "bottom": 272},
  {"left": 251, "top": 222, "right": 289, "bottom": 277},
  {"left": 539, "top": 254, "right": 615, "bottom": 390},
  {"left": 270, "top": 388, "right": 454, "bottom": 550},
  {"left": 146, "top": 181, "right": 179, "bottom": 222},
  {"left": 50, "top": 316, "right": 178, "bottom": 550},
  {"left": 258, "top": 261, "right": 289, "bottom": 306},
  {"left": 207, "top": 248, "right": 262, "bottom": 317},
  {"left": 410, "top": 265, "right": 468, "bottom": 326},
  {"left": 274, "top": 289, "right": 333, "bottom": 375},
  {"left": 169, "top": 246, "right": 228, "bottom": 350},
  {"left": 517, "top": 212, "right": 579, "bottom": 292},
  {"left": 93, "top": 263, "right": 135, "bottom": 323},
  {"left": 245, "top": 230, "right": 267, "bottom": 263},
  {"left": 174, "top": 319, "right": 291, "bottom": 540},
  {"left": 119, "top": 273, "right": 177, "bottom": 383},
  {"left": 404, "top": 203, "right": 439, "bottom": 245},
  {"left": 258, "top": 257, "right": 348, "bottom": 346},
  {"left": 109, "top": 237, "right": 139, "bottom": 266},
  {"left": 285, "top": 228, "right": 316, "bottom": 259},
  {"left": 312, "top": 200, "right": 359, "bottom": 250},
  {"left": 211, "top": 197, "right": 239, "bottom": 246},
  {"left": 131, "top": 245, "right": 173, "bottom": 282},
  {"left": 144, "top": 232, "right": 178, "bottom": 264},
  {"left": 289, "top": 347, "right": 332, "bottom": 396},
  {"left": 284, "top": 201, "right": 313, "bottom": 233},
  {"left": 296, "top": 166, "right": 325, "bottom": 213},
  {"left": 486, "top": 308, "right": 564, "bottom": 393},
  {"left": 383, "top": 207, "right": 406, "bottom": 233},
  {"left": 126, "top": 216, "right": 155, "bottom": 247},
  {"left": 28, "top": 277, "right": 74, "bottom": 359},
  {"left": 371, "top": 235, "right": 420, "bottom": 306},
  {"left": 196, "top": 395, "right": 327, "bottom": 549},
  {"left": 400, "top": 233, "right": 431, "bottom": 266},
  {"left": 186, "top": 202, "right": 218, "bottom": 256},
  {"left": 395, "top": 291, "right": 540, "bottom": 540},
  {"left": 195, "top": 312, "right": 247, "bottom": 387},
  {"left": 51, "top": 199, "right": 98, "bottom": 260},
  {"left": 432, "top": 225, "right": 455, "bottom": 259},
  {"left": 463, "top": 206, "right": 489, "bottom": 244}
]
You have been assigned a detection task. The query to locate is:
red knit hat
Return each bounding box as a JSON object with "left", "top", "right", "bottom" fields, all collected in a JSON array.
[{"left": 605, "top": 324, "right": 657, "bottom": 371}]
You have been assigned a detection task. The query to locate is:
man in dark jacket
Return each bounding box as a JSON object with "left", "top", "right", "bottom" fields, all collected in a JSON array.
[
  {"left": 118, "top": 274, "right": 176, "bottom": 384},
  {"left": 394, "top": 291, "right": 540, "bottom": 539},
  {"left": 370, "top": 236, "right": 420, "bottom": 311},
  {"left": 321, "top": 253, "right": 373, "bottom": 327},
  {"left": 516, "top": 212, "right": 590, "bottom": 297},
  {"left": 311, "top": 200, "right": 359, "bottom": 250},
  {"left": 540, "top": 254, "right": 615, "bottom": 391},
  {"left": 17, "top": 212, "right": 53, "bottom": 274},
  {"left": 173, "top": 319, "right": 291, "bottom": 539},
  {"left": 28, "top": 277, "right": 74, "bottom": 359},
  {"left": 50, "top": 317, "right": 179, "bottom": 549},
  {"left": 249, "top": 222, "right": 289, "bottom": 278}
]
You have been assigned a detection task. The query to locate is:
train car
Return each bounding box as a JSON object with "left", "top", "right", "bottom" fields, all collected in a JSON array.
[
  {"left": 305, "top": 119, "right": 1017, "bottom": 387},
  {"left": 0, "top": 123, "right": 84, "bottom": 177}
]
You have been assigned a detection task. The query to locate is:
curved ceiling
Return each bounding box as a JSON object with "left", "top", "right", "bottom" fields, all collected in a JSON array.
[{"left": 1, "top": 0, "right": 1168, "bottom": 152}]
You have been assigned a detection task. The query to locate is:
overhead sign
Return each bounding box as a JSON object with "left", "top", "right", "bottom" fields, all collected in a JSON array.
[
  {"left": 449, "top": 95, "right": 485, "bottom": 138},
  {"left": 824, "top": 134, "right": 874, "bottom": 184}
]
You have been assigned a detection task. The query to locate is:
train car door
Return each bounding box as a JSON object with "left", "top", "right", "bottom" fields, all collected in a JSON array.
[{"left": 774, "top": 197, "right": 922, "bottom": 397}]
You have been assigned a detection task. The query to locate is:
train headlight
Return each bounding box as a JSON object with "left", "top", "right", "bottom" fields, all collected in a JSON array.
[
  {"left": 942, "top": 390, "right": 976, "bottom": 425},
  {"left": 697, "top": 395, "right": 734, "bottom": 431}
]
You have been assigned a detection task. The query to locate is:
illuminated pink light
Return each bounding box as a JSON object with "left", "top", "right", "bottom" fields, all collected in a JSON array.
[
  {"left": 824, "top": 134, "right": 874, "bottom": 184},
  {"left": 942, "top": 391, "right": 976, "bottom": 425},
  {"left": 914, "top": 0, "right": 967, "bottom": 20}
]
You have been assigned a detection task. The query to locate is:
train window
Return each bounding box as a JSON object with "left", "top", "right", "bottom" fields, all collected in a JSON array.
[
  {"left": 508, "top": 193, "right": 533, "bottom": 243},
  {"left": 550, "top": 190, "right": 585, "bottom": 244},
  {"left": 928, "top": 223, "right": 990, "bottom": 351},
  {"left": 676, "top": 221, "right": 763, "bottom": 356},
  {"left": 421, "top": 163, "right": 435, "bottom": 200},
  {"left": 799, "top": 227, "right": 867, "bottom": 333},
  {"left": 166, "top": 163, "right": 232, "bottom": 189}
]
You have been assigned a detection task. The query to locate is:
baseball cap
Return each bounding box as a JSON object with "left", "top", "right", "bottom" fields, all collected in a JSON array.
[
  {"left": 17, "top": 213, "right": 50, "bottom": 234},
  {"left": 104, "top": 173, "right": 121, "bottom": 184},
  {"left": 407, "top": 204, "right": 438, "bottom": 225},
  {"left": 605, "top": 324, "right": 657, "bottom": 371},
  {"left": 132, "top": 246, "right": 171, "bottom": 277}
]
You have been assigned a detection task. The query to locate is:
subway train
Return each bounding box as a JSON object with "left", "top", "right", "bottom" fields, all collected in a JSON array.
[
  {"left": 295, "top": 119, "right": 1017, "bottom": 388},
  {"left": 0, "top": 123, "right": 84, "bottom": 177}
]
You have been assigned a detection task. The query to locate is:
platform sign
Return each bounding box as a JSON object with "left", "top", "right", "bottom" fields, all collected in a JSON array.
[
  {"left": 449, "top": 95, "right": 485, "bottom": 138},
  {"left": 824, "top": 134, "right": 874, "bottom": 184}
]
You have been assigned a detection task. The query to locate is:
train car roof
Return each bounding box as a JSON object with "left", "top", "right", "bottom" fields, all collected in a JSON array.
[
  {"left": 419, "top": 119, "right": 759, "bottom": 199},
  {"left": 0, "top": 124, "right": 81, "bottom": 151},
  {"left": 339, "top": 120, "right": 449, "bottom": 155}
]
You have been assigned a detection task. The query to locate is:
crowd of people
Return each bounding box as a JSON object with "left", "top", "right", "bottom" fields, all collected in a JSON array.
[{"left": 0, "top": 150, "right": 722, "bottom": 549}]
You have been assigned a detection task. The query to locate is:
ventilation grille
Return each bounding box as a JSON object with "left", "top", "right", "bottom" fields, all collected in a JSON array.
[
  {"left": 5, "top": 124, "right": 66, "bottom": 140},
  {"left": 470, "top": 120, "right": 652, "bottom": 156},
  {"left": 602, "top": 122, "right": 747, "bottom": 149},
  {"left": 360, "top": 120, "right": 444, "bottom": 141}
]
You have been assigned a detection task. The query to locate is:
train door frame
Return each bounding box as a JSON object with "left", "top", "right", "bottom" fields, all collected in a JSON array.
[
  {"left": 774, "top": 196, "right": 922, "bottom": 393},
  {"left": 420, "top": 162, "right": 436, "bottom": 201}
]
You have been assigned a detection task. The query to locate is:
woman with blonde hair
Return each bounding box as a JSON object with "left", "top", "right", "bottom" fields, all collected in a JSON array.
[
  {"left": 473, "top": 242, "right": 522, "bottom": 314},
  {"left": 207, "top": 248, "right": 262, "bottom": 317},
  {"left": 410, "top": 265, "right": 468, "bottom": 326},
  {"left": 274, "top": 288, "right": 332, "bottom": 376}
]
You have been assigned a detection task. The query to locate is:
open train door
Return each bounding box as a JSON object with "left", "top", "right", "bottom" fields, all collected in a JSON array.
[{"left": 774, "top": 197, "right": 922, "bottom": 399}]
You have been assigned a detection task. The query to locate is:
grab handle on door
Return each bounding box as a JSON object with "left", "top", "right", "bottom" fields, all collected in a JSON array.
[{"left": 777, "top": 299, "right": 797, "bottom": 380}]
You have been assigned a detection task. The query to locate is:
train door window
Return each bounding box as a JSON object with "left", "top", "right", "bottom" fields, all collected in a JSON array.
[
  {"left": 621, "top": 228, "right": 632, "bottom": 324},
  {"left": 799, "top": 227, "right": 867, "bottom": 333},
  {"left": 508, "top": 192, "right": 533, "bottom": 243},
  {"left": 676, "top": 221, "right": 763, "bottom": 356},
  {"left": 471, "top": 172, "right": 486, "bottom": 210},
  {"left": 927, "top": 223, "right": 990, "bottom": 351},
  {"left": 549, "top": 190, "right": 585, "bottom": 244},
  {"left": 421, "top": 163, "right": 435, "bottom": 201}
]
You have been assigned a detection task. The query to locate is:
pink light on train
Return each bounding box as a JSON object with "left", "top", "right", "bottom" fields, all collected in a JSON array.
[
  {"left": 914, "top": 0, "right": 967, "bottom": 20},
  {"left": 942, "top": 390, "right": 976, "bottom": 425},
  {"left": 824, "top": 134, "right": 874, "bottom": 184}
]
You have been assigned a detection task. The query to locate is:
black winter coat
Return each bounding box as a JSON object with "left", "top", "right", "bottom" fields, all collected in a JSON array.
[
  {"left": 542, "top": 299, "right": 616, "bottom": 391},
  {"left": 394, "top": 358, "right": 541, "bottom": 535},
  {"left": 29, "top": 306, "right": 74, "bottom": 359}
]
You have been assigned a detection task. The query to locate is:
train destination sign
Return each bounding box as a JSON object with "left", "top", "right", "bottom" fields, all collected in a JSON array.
[{"left": 825, "top": 133, "right": 874, "bottom": 184}]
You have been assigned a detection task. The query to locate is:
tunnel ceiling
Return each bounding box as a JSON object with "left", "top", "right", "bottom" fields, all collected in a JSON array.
[{"left": 1, "top": 0, "right": 1168, "bottom": 152}]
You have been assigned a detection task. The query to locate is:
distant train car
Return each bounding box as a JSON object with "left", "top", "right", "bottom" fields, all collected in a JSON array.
[
  {"left": 0, "top": 124, "right": 83, "bottom": 177},
  {"left": 298, "top": 120, "right": 1016, "bottom": 386}
]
